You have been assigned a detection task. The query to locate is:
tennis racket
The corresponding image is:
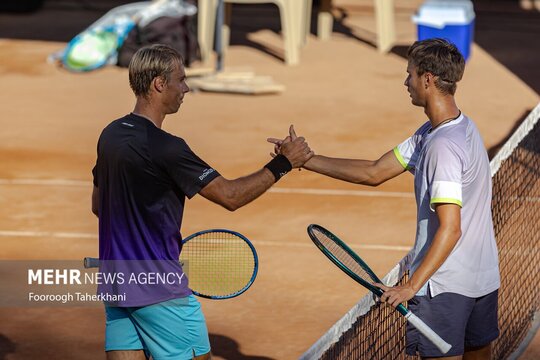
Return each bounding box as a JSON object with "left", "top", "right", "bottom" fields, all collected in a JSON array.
[
  {"left": 307, "top": 224, "right": 452, "bottom": 354},
  {"left": 84, "top": 229, "right": 258, "bottom": 300}
]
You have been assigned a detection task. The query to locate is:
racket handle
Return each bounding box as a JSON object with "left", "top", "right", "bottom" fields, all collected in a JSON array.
[
  {"left": 406, "top": 311, "right": 452, "bottom": 354},
  {"left": 84, "top": 257, "right": 100, "bottom": 268}
]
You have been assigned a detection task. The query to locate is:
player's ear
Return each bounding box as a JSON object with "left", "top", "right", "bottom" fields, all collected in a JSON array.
[
  {"left": 424, "top": 72, "right": 432, "bottom": 88},
  {"left": 153, "top": 76, "right": 167, "bottom": 93}
]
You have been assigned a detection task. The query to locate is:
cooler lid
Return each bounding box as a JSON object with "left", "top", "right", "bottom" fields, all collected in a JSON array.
[{"left": 412, "top": 0, "right": 475, "bottom": 29}]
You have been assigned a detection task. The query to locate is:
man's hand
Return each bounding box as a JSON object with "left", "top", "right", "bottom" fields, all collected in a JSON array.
[
  {"left": 374, "top": 282, "right": 416, "bottom": 308},
  {"left": 267, "top": 124, "right": 293, "bottom": 156},
  {"left": 267, "top": 125, "right": 314, "bottom": 168}
]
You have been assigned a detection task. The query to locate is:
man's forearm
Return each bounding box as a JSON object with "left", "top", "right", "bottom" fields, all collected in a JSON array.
[
  {"left": 303, "top": 155, "right": 380, "bottom": 185},
  {"left": 225, "top": 169, "right": 277, "bottom": 210},
  {"left": 200, "top": 169, "right": 277, "bottom": 211},
  {"left": 408, "top": 224, "right": 461, "bottom": 292}
]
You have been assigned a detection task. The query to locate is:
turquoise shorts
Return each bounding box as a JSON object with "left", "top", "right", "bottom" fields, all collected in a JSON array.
[{"left": 105, "top": 295, "right": 211, "bottom": 360}]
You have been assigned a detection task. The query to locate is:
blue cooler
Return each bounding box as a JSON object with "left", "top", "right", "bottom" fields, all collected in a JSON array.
[{"left": 412, "top": 0, "right": 475, "bottom": 60}]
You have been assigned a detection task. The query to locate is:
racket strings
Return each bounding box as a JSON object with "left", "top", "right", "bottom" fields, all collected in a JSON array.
[
  {"left": 312, "top": 228, "right": 378, "bottom": 285},
  {"left": 180, "top": 232, "right": 255, "bottom": 297}
]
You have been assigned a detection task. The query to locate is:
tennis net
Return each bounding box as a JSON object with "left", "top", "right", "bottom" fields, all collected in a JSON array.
[{"left": 300, "top": 102, "right": 540, "bottom": 360}]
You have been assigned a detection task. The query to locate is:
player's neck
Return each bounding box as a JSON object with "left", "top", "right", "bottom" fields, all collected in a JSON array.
[
  {"left": 424, "top": 96, "right": 460, "bottom": 129},
  {"left": 133, "top": 101, "right": 165, "bottom": 129}
]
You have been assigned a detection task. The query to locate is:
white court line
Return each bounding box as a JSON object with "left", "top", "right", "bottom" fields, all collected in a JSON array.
[
  {"left": 269, "top": 187, "right": 413, "bottom": 198},
  {"left": 0, "top": 230, "right": 410, "bottom": 252},
  {"left": 0, "top": 178, "right": 91, "bottom": 187},
  {"left": 0, "top": 230, "right": 97, "bottom": 239},
  {"left": 0, "top": 178, "right": 414, "bottom": 198},
  {"left": 256, "top": 240, "right": 410, "bottom": 252}
]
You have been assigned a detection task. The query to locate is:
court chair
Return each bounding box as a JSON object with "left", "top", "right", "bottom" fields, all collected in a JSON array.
[
  {"left": 315, "top": 0, "right": 396, "bottom": 53},
  {"left": 197, "top": 0, "right": 310, "bottom": 65}
]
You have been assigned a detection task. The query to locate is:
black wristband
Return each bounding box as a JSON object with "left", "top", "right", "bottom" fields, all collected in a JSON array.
[{"left": 264, "top": 154, "right": 293, "bottom": 182}]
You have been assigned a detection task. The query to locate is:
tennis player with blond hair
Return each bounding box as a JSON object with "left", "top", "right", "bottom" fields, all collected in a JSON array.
[{"left": 92, "top": 44, "right": 313, "bottom": 360}]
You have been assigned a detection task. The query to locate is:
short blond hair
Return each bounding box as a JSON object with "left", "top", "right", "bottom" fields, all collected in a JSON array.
[{"left": 128, "top": 44, "right": 184, "bottom": 97}]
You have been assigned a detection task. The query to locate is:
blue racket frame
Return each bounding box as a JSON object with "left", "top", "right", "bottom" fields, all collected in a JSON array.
[
  {"left": 181, "top": 229, "right": 259, "bottom": 300},
  {"left": 83, "top": 228, "right": 259, "bottom": 300}
]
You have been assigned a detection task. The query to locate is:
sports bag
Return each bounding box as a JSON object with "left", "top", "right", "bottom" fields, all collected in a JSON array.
[{"left": 117, "top": 14, "right": 200, "bottom": 67}]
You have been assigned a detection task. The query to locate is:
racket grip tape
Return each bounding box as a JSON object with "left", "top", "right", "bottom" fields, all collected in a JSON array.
[
  {"left": 84, "top": 257, "right": 100, "bottom": 268},
  {"left": 405, "top": 311, "right": 452, "bottom": 354}
]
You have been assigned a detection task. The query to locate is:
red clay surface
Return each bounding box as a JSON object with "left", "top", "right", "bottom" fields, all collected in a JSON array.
[{"left": 1, "top": 1, "right": 539, "bottom": 359}]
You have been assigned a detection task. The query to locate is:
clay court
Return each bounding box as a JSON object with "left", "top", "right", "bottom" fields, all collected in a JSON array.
[{"left": 0, "top": 0, "right": 539, "bottom": 359}]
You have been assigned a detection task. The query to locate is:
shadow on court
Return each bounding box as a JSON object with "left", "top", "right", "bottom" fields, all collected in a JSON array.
[
  {"left": 473, "top": 0, "right": 540, "bottom": 95},
  {"left": 0, "top": 334, "right": 16, "bottom": 360},
  {"left": 210, "top": 334, "right": 274, "bottom": 360},
  {"left": 487, "top": 109, "right": 532, "bottom": 159},
  {"left": 0, "top": 0, "right": 136, "bottom": 42}
]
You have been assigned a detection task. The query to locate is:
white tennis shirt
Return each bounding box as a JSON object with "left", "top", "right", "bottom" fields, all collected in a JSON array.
[{"left": 394, "top": 113, "right": 500, "bottom": 297}]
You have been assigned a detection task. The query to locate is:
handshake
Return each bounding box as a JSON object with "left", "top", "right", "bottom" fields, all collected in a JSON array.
[{"left": 267, "top": 125, "right": 314, "bottom": 169}]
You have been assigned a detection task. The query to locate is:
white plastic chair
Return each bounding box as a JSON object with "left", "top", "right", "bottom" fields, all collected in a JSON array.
[
  {"left": 315, "top": 0, "right": 396, "bottom": 53},
  {"left": 197, "top": 0, "right": 309, "bottom": 65}
]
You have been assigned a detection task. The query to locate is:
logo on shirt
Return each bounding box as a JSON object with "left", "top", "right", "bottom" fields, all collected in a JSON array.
[
  {"left": 121, "top": 122, "right": 135, "bottom": 128},
  {"left": 199, "top": 168, "right": 215, "bottom": 181}
]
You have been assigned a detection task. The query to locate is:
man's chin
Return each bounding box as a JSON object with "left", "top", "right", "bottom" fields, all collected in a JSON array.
[
  {"left": 410, "top": 99, "right": 422, "bottom": 107},
  {"left": 166, "top": 106, "right": 181, "bottom": 115}
]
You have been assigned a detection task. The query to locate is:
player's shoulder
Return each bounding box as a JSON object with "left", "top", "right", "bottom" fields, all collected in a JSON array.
[
  {"left": 429, "top": 131, "right": 464, "bottom": 154},
  {"left": 101, "top": 113, "right": 138, "bottom": 130},
  {"left": 97, "top": 114, "right": 134, "bottom": 139},
  {"left": 145, "top": 126, "right": 194, "bottom": 165},
  {"left": 148, "top": 126, "right": 188, "bottom": 149},
  {"left": 433, "top": 115, "right": 470, "bottom": 144}
]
